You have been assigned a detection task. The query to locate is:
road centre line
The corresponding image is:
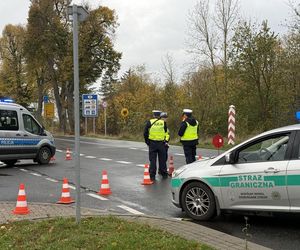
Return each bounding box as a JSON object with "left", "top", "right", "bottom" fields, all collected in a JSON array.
[
  {"left": 116, "top": 161, "right": 131, "bottom": 164},
  {"left": 99, "top": 158, "right": 112, "bottom": 161},
  {"left": 56, "top": 149, "right": 63, "bottom": 152},
  {"left": 80, "top": 153, "right": 85, "bottom": 156},
  {"left": 118, "top": 205, "right": 144, "bottom": 215},
  {"left": 85, "top": 156, "right": 96, "bottom": 159},
  {"left": 86, "top": 193, "right": 108, "bottom": 201},
  {"left": 30, "top": 172, "right": 42, "bottom": 177},
  {"left": 19, "top": 168, "right": 28, "bottom": 172},
  {"left": 136, "top": 164, "right": 145, "bottom": 167},
  {"left": 68, "top": 185, "right": 76, "bottom": 190},
  {"left": 175, "top": 153, "right": 184, "bottom": 156},
  {"left": 129, "top": 147, "right": 137, "bottom": 150},
  {"left": 46, "top": 177, "right": 58, "bottom": 183}
]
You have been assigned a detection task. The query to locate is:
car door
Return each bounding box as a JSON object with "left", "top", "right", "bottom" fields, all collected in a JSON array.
[
  {"left": 286, "top": 131, "right": 300, "bottom": 212},
  {"left": 219, "top": 132, "right": 293, "bottom": 211}
]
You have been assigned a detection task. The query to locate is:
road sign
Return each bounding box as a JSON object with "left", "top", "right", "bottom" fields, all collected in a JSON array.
[
  {"left": 121, "top": 108, "right": 129, "bottom": 118},
  {"left": 44, "top": 103, "right": 54, "bottom": 118},
  {"left": 102, "top": 101, "right": 107, "bottom": 109},
  {"left": 212, "top": 134, "right": 224, "bottom": 149},
  {"left": 43, "top": 95, "right": 49, "bottom": 103},
  {"left": 296, "top": 111, "right": 300, "bottom": 121},
  {"left": 82, "top": 94, "right": 98, "bottom": 117}
]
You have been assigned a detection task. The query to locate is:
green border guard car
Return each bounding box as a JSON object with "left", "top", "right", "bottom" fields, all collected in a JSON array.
[{"left": 171, "top": 124, "right": 300, "bottom": 221}]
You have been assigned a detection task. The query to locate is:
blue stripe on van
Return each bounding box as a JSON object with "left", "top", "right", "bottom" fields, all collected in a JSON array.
[{"left": 0, "top": 138, "right": 41, "bottom": 146}]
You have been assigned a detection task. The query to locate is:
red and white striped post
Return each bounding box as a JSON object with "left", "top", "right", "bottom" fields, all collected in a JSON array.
[{"left": 228, "top": 105, "right": 236, "bottom": 145}]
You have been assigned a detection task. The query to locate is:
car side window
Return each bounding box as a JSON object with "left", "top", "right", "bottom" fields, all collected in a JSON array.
[
  {"left": 0, "top": 109, "right": 19, "bottom": 131},
  {"left": 23, "top": 114, "right": 41, "bottom": 135},
  {"left": 237, "top": 134, "right": 290, "bottom": 163}
]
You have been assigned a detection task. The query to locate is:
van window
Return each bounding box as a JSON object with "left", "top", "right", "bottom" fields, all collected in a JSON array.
[
  {"left": 23, "top": 114, "right": 41, "bottom": 135},
  {"left": 0, "top": 110, "right": 19, "bottom": 131}
]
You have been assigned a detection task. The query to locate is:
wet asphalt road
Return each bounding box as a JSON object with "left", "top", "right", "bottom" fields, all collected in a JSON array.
[{"left": 1, "top": 136, "right": 300, "bottom": 249}]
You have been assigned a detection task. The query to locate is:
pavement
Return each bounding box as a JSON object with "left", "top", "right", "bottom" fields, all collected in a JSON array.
[{"left": 0, "top": 202, "right": 271, "bottom": 250}]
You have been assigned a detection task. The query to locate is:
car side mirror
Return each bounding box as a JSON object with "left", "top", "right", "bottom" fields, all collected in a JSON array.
[
  {"left": 225, "top": 152, "right": 236, "bottom": 164},
  {"left": 40, "top": 127, "right": 47, "bottom": 136}
]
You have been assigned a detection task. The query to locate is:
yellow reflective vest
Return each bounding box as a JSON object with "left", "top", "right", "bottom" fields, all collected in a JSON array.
[
  {"left": 149, "top": 119, "right": 165, "bottom": 141},
  {"left": 181, "top": 121, "right": 199, "bottom": 141}
]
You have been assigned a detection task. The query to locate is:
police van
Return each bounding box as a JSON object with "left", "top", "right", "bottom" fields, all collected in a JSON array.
[
  {"left": 0, "top": 102, "right": 55, "bottom": 166},
  {"left": 171, "top": 124, "right": 300, "bottom": 220}
]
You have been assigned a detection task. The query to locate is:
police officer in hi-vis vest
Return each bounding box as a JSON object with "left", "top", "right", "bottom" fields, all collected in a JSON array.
[
  {"left": 178, "top": 109, "right": 199, "bottom": 164},
  {"left": 144, "top": 110, "right": 169, "bottom": 181}
]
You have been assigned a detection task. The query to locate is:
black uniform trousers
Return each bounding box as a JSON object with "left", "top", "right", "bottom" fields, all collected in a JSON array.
[
  {"left": 183, "top": 145, "right": 197, "bottom": 164},
  {"left": 148, "top": 140, "right": 167, "bottom": 179}
]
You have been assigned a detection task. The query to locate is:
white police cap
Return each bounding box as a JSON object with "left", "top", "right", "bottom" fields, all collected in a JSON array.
[
  {"left": 183, "top": 109, "right": 193, "bottom": 114},
  {"left": 152, "top": 110, "right": 162, "bottom": 116},
  {"left": 160, "top": 112, "right": 168, "bottom": 118}
]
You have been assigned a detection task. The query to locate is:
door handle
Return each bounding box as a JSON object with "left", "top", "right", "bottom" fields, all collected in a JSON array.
[
  {"left": 23, "top": 134, "right": 28, "bottom": 137},
  {"left": 264, "top": 167, "right": 280, "bottom": 173},
  {"left": 16, "top": 133, "right": 21, "bottom": 136}
]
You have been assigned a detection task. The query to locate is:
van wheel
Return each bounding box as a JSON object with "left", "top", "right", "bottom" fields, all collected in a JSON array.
[
  {"left": 3, "top": 160, "right": 17, "bottom": 167},
  {"left": 181, "top": 182, "right": 216, "bottom": 221},
  {"left": 36, "top": 147, "right": 51, "bottom": 164}
]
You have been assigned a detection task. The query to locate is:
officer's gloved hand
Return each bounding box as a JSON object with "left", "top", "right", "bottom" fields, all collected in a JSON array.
[
  {"left": 145, "top": 140, "right": 150, "bottom": 146},
  {"left": 165, "top": 142, "right": 169, "bottom": 148}
]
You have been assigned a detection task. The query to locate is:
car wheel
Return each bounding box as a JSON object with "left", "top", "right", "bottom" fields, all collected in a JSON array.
[
  {"left": 181, "top": 181, "right": 216, "bottom": 221},
  {"left": 2, "top": 160, "right": 17, "bottom": 167},
  {"left": 36, "top": 147, "right": 51, "bottom": 164}
]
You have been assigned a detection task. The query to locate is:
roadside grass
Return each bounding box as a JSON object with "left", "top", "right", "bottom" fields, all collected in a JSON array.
[{"left": 0, "top": 216, "right": 214, "bottom": 250}]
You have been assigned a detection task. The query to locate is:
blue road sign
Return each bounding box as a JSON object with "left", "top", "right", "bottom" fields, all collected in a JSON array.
[
  {"left": 43, "top": 95, "right": 49, "bottom": 103},
  {"left": 296, "top": 111, "right": 300, "bottom": 121},
  {"left": 82, "top": 94, "right": 98, "bottom": 117}
]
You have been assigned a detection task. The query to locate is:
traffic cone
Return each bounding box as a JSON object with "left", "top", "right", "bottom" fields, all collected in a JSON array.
[
  {"left": 168, "top": 155, "right": 174, "bottom": 176},
  {"left": 141, "top": 164, "right": 153, "bottom": 185},
  {"left": 65, "top": 148, "right": 72, "bottom": 160},
  {"left": 12, "top": 183, "right": 30, "bottom": 215},
  {"left": 98, "top": 170, "right": 112, "bottom": 195},
  {"left": 198, "top": 155, "right": 202, "bottom": 160},
  {"left": 50, "top": 155, "right": 56, "bottom": 162},
  {"left": 57, "top": 178, "right": 75, "bottom": 204}
]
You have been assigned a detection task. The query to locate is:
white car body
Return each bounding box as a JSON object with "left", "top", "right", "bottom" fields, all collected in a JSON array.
[{"left": 171, "top": 124, "right": 300, "bottom": 220}]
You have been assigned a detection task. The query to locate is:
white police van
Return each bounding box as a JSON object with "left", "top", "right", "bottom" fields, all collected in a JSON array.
[
  {"left": 0, "top": 101, "right": 55, "bottom": 166},
  {"left": 171, "top": 124, "right": 300, "bottom": 220}
]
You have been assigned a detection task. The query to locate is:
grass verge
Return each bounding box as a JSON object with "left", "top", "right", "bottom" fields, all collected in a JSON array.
[{"left": 0, "top": 216, "right": 214, "bottom": 250}]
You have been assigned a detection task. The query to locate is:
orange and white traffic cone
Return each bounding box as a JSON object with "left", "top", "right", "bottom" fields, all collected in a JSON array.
[
  {"left": 65, "top": 148, "right": 72, "bottom": 160},
  {"left": 50, "top": 155, "right": 56, "bottom": 162},
  {"left": 98, "top": 170, "right": 112, "bottom": 195},
  {"left": 168, "top": 155, "right": 174, "bottom": 176},
  {"left": 57, "top": 178, "right": 75, "bottom": 204},
  {"left": 12, "top": 183, "right": 30, "bottom": 215},
  {"left": 198, "top": 155, "right": 202, "bottom": 160},
  {"left": 141, "top": 164, "right": 153, "bottom": 185}
]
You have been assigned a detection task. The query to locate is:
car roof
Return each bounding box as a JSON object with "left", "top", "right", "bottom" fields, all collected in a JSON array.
[
  {"left": 261, "top": 124, "right": 300, "bottom": 135},
  {"left": 0, "top": 102, "right": 28, "bottom": 111}
]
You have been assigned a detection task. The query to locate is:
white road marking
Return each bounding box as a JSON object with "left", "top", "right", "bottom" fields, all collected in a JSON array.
[
  {"left": 85, "top": 156, "right": 96, "bottom": 159},
  {"left": 19, "top": 168, "right": 28, "bottom": 172},
  {"left": 116, "top": 161, "right": 131, "bottom": 164},
  {"left": 80, "top": 153, "right": 85, "bottom": 156},
  {"left": 46, "top": 177, "right": 58, "bottom": 183},
  {"left": 136, "top": 164, "right": 145, "bottom": 167},
  {"left": 118, "top": 205, "right": 144, "bottom": 215},
  {"left": 99, "top": 158, "right": 112, "bottom": 161},
  {"left": 31, "top": 173, "right": 42, "bottom": 177},
  {"left": 175, "top": 153, "right": 184, "bottom": 156},
  {"left": 87, "top": 193, "right": 108, "bottom": 201},
  {"left": 129, "top": 147, "right": 137, "bottom": 150},
  {"left": 56, "top": 149, "right": 63, "bottom": 152},
  {"left": 68, "top": 185, "right": 76, "bottom": 190},
  {"left": 142, "top": 149, "right": 148, "bottom": 152}
]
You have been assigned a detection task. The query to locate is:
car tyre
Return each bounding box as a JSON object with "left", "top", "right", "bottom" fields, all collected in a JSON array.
[
  {"left": 2, "top": 160, "right": 17, "bottom": 167},
  {"left": 181, "top": 181, "right": 216, "bottom": 221},
  {"left": 36, "top": 147, "right": 51, "bottom": 165}
]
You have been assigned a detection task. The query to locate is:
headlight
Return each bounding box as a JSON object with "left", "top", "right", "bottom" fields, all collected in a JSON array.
[{"left": 172, "top": 166, "right": 188, "bottom": 178}]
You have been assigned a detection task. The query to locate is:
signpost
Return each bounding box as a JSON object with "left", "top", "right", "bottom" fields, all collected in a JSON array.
[
  {"left": 228, "top": 105, "right": 236, "bottom": 145},
  {"left": 102, "top": 101, "right": 107, "bottom": 136},
  {"left": 82, "top": 94, "right": 98, "bottom": 135}
]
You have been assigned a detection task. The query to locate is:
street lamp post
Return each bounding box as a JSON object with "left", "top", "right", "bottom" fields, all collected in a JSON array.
[{"left": 67, "top": 4, "right": 89, "bottom": 224}]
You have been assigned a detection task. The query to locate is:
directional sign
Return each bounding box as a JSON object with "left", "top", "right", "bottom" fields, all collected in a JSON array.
[
  {"left": 212, "top": 134, "right": 224, "bottom": 149},
  {"left": 82, "top": 94, "right": 98, "bottom": 117},
  {"left": 44, "top": 103, "right": 54, "bottom": 118}
]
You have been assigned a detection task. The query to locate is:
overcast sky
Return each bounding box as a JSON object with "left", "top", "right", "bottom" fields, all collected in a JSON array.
[{"left": 0, "top": 0, "right": 293, "bottom": 81}]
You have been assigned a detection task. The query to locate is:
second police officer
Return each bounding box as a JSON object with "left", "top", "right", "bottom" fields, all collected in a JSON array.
[
  {"left": 178, "top": 109, "right": 199, "bottom": 164},
  {"left": 144, "top": 110, "right": 169, "bottom": 181}
]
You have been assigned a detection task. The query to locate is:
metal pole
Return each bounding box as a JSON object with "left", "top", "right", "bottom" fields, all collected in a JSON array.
[
  {"left": 104, "top": 108, "right": 107, "bottom": 136},
  {"left": 93, "top": 117, "right": 95, "bottom": 134},
  {"left": 72, "top": 4, "right": 81, "bottom": 223},
  {"left": 85, "top": 117, "right": 87, "bottom": 135}
]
